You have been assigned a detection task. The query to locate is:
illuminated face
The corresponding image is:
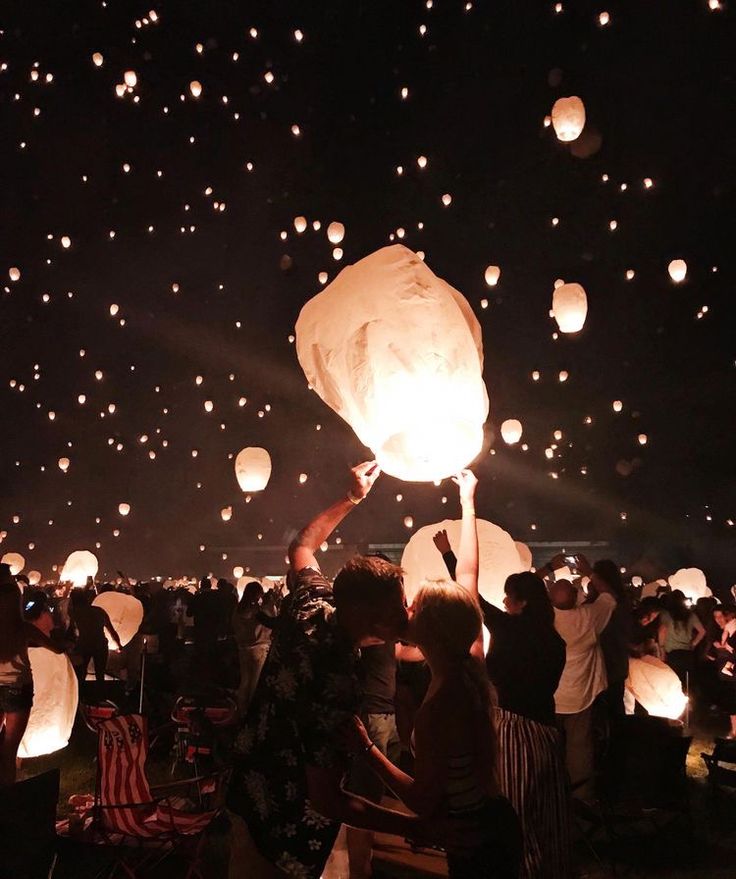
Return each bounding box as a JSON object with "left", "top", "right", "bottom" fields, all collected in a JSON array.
[{"left": 503, "top": 592, "right": 526, "bottom": 615}]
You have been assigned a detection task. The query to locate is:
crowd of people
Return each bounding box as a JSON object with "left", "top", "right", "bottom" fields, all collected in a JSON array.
[{"left": 1, "top": 461, "right": 735, "bottom": 878}]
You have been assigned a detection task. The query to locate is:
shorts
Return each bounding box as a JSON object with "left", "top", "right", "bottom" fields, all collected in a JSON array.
[
  {"left": 345, "top": 712, "right": 401, "bottom": 802},
  {"left": 0, "top": 682, "right": 34, "bottom": 713}
]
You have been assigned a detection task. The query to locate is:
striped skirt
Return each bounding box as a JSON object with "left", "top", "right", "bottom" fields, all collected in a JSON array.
[{"left": 495, "top": 708, "right": 572, "bottom": 879}]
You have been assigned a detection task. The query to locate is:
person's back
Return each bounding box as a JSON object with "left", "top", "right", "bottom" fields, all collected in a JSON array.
[
  {"left": 73, "top": 603, "right": 108, "bottom": 650},
  {"left": 189, "top": 589, "right": 222, "bottom": 641},
  {"left": 553, "top": 598, "right": 613, "bottom": 714}
]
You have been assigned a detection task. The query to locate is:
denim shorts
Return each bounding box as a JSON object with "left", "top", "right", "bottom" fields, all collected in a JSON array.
[
  {"left": 0, "top": 682, "right": 33, "bottom": 713},
  {"left": 345, "top": 712, "right": 401, "bottom": 801}
]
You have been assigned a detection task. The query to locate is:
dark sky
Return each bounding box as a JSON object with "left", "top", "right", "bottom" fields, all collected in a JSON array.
[{"left": 1, "top": 0, "right": 734, "bottom": 585}]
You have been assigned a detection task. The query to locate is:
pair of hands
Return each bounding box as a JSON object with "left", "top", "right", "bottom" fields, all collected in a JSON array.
[{"left": 349, "top": 463, "right": 478, "bottom": 505}]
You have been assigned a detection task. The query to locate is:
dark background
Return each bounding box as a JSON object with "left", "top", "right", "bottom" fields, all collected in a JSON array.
[{"left": 1, "top": 0, "right": 734, "bottom": 588}]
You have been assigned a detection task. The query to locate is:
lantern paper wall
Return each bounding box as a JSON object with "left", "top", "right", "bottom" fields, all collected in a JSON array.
[
  {"left": 1, "top": 552, "right": 25, "bottom": 575},
  {"left": 60, "top": 550, "right": 98, "bottom": 586},
  {"left": 18, "top": 649, "right": 78, "bottom": 758},
  {"left": 668, "top": 567, "right": 712, "bottom": 603},
  {"left": 234, "top": 447, "right": 272, "bottom": 492},
  {"left": 400, "top": 518, "right": 523, "bottom": 606},
  {"left": 551, "top": 96, "right": 586, "bottom": 142},
  {"left": 668, "top": 259, "right": 687, "bottom": 283},
  {"left": 295, "top": 245, "right": 489, "bottom": 482},
  {"left": 500, "top": 419, "right": 523, "bottom": 445},
  {"left": 93, "top": 591, "right": 144, "bottom": 648},
  {"left": 552, "top": 282, "right": 588, "bottom": 333},
  {"left": 641, "top": 578, "right": 668, "bottom": 599},
  {"left": 625, "top": 656, "right": 688, "bottom": 720},
  {"left": 515, "top": 541, "right": 533, "bottom": 571}
]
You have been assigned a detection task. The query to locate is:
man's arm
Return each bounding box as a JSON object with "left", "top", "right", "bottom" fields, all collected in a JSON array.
[
  {"left": 588, "top": 592, "right": 616, "bottom": 635},
  {"left": 395, "top": 642, "right": 425, "bottom": 662},
  {"left": 287, "top": 461, "right": 381, "bottom": 572}
]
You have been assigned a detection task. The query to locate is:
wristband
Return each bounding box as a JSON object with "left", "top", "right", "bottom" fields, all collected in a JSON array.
[
  {"left": 347, "top": 491, "right": 363, "bottom": 505},
  {"left": 363, "top": 740, "right": 376, "bottom": 754}
]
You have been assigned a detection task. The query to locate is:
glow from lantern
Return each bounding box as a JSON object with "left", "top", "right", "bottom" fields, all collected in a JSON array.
[
  {"left": 221, "top": 505, "right": 233, "bottom": 522},
  {"left": 552, "top": 282, "right": 588, "bottom": 333},
  {"left": 668, "top": 259, "right": 687, "bottom": 283},
  {"left": 9, "top": 266, "right": 21, "bottom": 281},
  {"left": 60, "top": 550, "right": 98, "bottom": 587},
  {"left": 93, "top": 591, "right": 144, "bottom": 648},
  {"left": 295, "top": 245, "right": 489, "bottom": 482},
  {"left": 668, "top": 567, "right": 712, "bottom": 603},
  {"left": 1, "top": 552, "right": 25, "bottom": 575},
  {"left": 500, "top": 419, "right": 523, "bottom": 445},
  {"left": 327, "top": 221, "right": 345, "bottom": 244},
  {"left": 551, "top": 96, "right": 586, "bottom": 142},
  {"left": 233, "top": 565, "right": 244, "bottom": 579},
  {"left": 118, "top": 502, "right": 130, "bottom": 516},
  {"left": 58, "top": 456, "right": 70, "bottom": 472},
  {"left": 626, "top": 656, "right": 687, "bottom": 720},
  {"left": 18, "top": 650, "right": 78, "bottom": 758},
  {"left": 190, "top": 80, "right": 202, "bottom": 97},
  {"left": 234, "top": 446, "right": 272, "bottom": 492},
  {"left": 484, "top": 265, "right": 501, "bottom": 287},
  {"left": 515, "top": 541, "right": 533, "bottom": 571},
  {"left": 294, "top": 216, "right": 307, "bottom": 233}
]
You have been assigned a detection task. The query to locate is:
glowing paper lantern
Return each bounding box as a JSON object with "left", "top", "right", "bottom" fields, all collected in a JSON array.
[
  {"left": 551, "top": 96, "right": 586, "bottom": 142},
  {"left": 235, "top": 447, "right": 272, "bottom": 492},
  {"left": 295, "top": 244, "right": 489, "bottom": 482},
  {"left": 552, "top": 282, "right": 588, "bottom": 333},
  {"left": 124, "top": 70, "right": 137, "bottom": 88},
  {"left": 625, "top": 656, "right": 687, "bottom": 720},
  {"left": 1, "top": 552, "right": 25, "bottom": 575},
  {"left": 190, "top": 80, "right": 202, "bottom": 98},
  {"left": 233, "top": 565, "right": 244, "bottom": 579},
  {"left": 60, "top": 550, "right": 98, "bottom": 587},
  {"left": 327, "top": 221, "right": 345, "bottom": 244},
  {"left": 500, "top": 419, "right": 523, "bottom": 445},
  {"left": 484, "top": 265, "right": 501, "bottom": 287},
  {"left": 668, "top": 567, "right": 712, "bottom": 603},
  {"left": 401, "top": 518, "right": 523, "bottom": 606},
  {"left": 9, "top": 266, "right": 21, "bottom": 281},
  {"left": 92, "top": 52, "right": 104, "bottom": 67},
  {"left": 93, "top": 591, "right": 144, "bottom": 648},
  {"left": 118, "top": 502, "right": 131, "bottom": 516},
  {"left": 18, "top": 650, "right": 78, "bottom": 758},
  {"left": 294, "top": 216, "right": 307, "bottom": 233},
  {"left": 27, "top": 570, "right": 42, "bottom": 586},
  {"left": 515, "top": 541, "right": 533, "bottom": 571},
  {"left": 668, "top": 259, "right": 687, "bottom": 283},
  {"left": 58, "top": 456, "right": 70, "bottom": 472},
  {"left": 221, "top": 505, "right": 233, "bottom": 522}
]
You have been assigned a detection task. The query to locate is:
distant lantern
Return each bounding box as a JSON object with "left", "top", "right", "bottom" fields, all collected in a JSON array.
[
  {"left": 93, "top": 592, "right": 144, "bottom": 648},
  {"left": 233, "top": 565, "right": 244, "bottom": 580},
  {"left": 294, "top": 216, "right": 307, "bottom": 233},
  {"left": 234, "top": 447, "right": 272, "bottom": 492},
  {"left": 613, "top": 400, "right": 623, "bottom": 412},
  {"left": 18, "top": 650, "right": 78, "bottom": 758},
  {"left": 190, "top": 80, "right": 202, "bottom": 97},
  {"left": 403, "top": 516, "right": 414, "bottom": 529},
  {"left": 204, "top": 400, "right": 214, "bottom": 412},
  {"left": 109, "top": 303, "right": 119, "bottom": 316},
  {"left": 552, "top": 282, "right": 588, "bottom": 333},
  {"left": 9, "top": 266, "right": 20, "bottom": 281},
  {"left": 221, "top": 505, "right": 233, "bottom": 522},
  {"left": 118, "top": 502, "right": 131, "bottom": 516},
  {"left": 60, "top": 550, "right": 98, "bottom": 587},
  {"left": 58, "top": 456, "right": 70, "bottom": 472},
  {"left": 61, "top": 235, "right": 72, "bottom": 249},
  {"left": 484, "top": 265, "right": 501, "bottom": 287},
  {"left": 668, "top": 259, "right": 687, "bottom": 283},
  {"left": 295, "top": 244, "right": 489, "bottom": 482},
  {"left": 124, "top": 70, "right": 137, "bottom": 88},
  {"left": 401, "top": 518, "right": 524, "bottom": 606},
  {"left": 1, "top": 552, "right": 25, "bottom": 575},
  {"left": 327, "top": 221, "right": 345, "bottom": 245},
  {"left": 551, "top": 96, "right": 586, "bottom": 143},
  {"left": 92, "top": 52, "right": 104, "bottom": 67},
  {"left": 501, "top": 419, "right": 523, "bottom": 445},
  {"left": 27, "top": 570, "right": 42, "bottom": 586},
  {"left": 637, "top": 433, "right": 648, "bottom": 445}
]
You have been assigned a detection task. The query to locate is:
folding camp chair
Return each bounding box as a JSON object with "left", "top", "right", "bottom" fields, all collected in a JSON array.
[
  {"left": 0, "top": 769, "right": 60, "bottom": 879},
  {"left": 702, "top": 737, "right": 736, "bottom": 795},
  {"left": 60, "top": 714, "right": 226, "bottom": 879},
  {"left": 170, "top": 695, "right": 237, "bottom": 776}
]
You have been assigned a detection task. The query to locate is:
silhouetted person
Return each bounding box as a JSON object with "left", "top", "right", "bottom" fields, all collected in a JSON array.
[{"left": 69, "top": 589, "right": 121, "bottom": 684}]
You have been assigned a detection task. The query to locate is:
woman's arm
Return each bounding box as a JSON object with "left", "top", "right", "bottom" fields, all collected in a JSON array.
[
  {"left": 690, "top": 615, "right": 706, "bottom": 649},
  {"left": 452, "top": 470, "right": 484, "bottom": 660}
]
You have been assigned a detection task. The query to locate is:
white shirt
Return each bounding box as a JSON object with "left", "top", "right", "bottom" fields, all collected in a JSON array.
[{"left": 554, "top": 593, "right": 616, "bottom": 714}]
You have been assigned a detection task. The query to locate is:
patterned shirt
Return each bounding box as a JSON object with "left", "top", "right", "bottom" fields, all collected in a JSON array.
[{"left": 228, "top": 567, "right": 361, "bottom": 878}]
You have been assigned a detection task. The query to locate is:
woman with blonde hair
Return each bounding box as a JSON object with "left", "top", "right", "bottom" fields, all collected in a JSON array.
[{"left": 342, "top": 472, "right": 521, "bottom": 878}]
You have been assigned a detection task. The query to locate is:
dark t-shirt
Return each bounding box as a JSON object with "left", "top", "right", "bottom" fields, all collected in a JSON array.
[
  {"left": 480, "top": 598, "right": 566, "bottom": 727},
  {"left": 73, "top": 605, "right": 111, "bottom": 651},
  {"left": 358, "top": 641, "right": 397, "bottom": 714},
  {"left": 187, "top": 590, "right": 225, "bottom": 640}
]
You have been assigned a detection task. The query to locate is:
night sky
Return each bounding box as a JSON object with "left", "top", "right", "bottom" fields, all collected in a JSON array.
[{"left": 1, "top": 1, "right": 734, "bottom": 586}]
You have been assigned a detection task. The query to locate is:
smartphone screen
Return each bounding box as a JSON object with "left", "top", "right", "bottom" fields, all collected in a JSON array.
[{"left": 564, "top": 554, "right": 578, "bottom": 569}]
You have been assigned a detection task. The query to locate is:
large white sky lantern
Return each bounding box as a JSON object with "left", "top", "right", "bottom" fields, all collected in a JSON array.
[
  {"left": 552, "top": 282, "right": 588, "bottom": 333},
  {"left": 1, "top": 552, "right": 25, "bottom": 575},
  {"left": 515, "top": 541, "right": 533, "bottom": 571},
  {"left": 668, "top": 567, "right": 712, "bottom": 603},
  {"left": 60, "top": 550, "right": 98, "bottom": 587},
  {"left": 401, "top": 518, "right": 523, "bottom": 606},
  {"left": 295, "top": 245, "right": 489, "bottom": 482},
  {"left": 18, "top": 649, "right": 78, "bottom": 758},
  {"left": 93, "top": 591, "right": 144, "bottom": 648},
  {"left": 501, "top": 419, "right": 523, "bottom": 445},
  {"left": 668, "top": 259, "right": 687, "bottom": 283},
  {"left": 551, "top": 96, "right": 586, "bottom": 142},
  {"left": 235, "top": 446, "right": 272, "bottom": 492},
  {"left": 625, "top": 656, "right": 687, "bottom": 720}
]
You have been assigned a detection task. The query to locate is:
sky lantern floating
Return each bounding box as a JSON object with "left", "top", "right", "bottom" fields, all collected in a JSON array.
[
  {"left": 233, "top": 565, "right": 244, "bottom": 580},
  {"left": 625, "top": 656, "right": 687, "bottom": 720},
  {"left": 401, "top": 519, "right": 523, "bottom": 606},
  {"left": 234, "top": 446, "right": 272, "bottom": 492},
  {"left": 294, "top": 216, "right": 307, "bottom": 233},
  {"left": 295, "top": 244, "right": 489, "bottom": 482},
  {"left": 27, "top": 570, "right": 42, "bottom": 586},
  {"left": 327, "top": 221, "right": 345, "bottom": 244},
  {"left": 9, "top": 266, "right": 20, "bottom": 281},
  {"left": 500, "top": 419, "right": 523, "bottom": 445},
  {"left": 221, "top": 505, "right": 233, "bottom": 522},
  {"left": 551, "top": 96, "right": 586, "bottom": 142},
  {"left": 124, "top": 70, "right": 137, "bottom": 88},
  {"left": 58, "top": 456, "right": 70, "bottom": 472},
  {"left": 484, "top": 265, "right": 501, "bottom": 287},
  {"left": 668, "top": 567, "right": 712, "bottom": 603},
  {"left": 59, "top": 550, "right": 98, "bottom": 587},
  {"left": 93, "top": 591, "right": 144, "bottom": 649},
  {"left": 668, "top": 259, "right": 687, "bottom": 283},
  {"left": 190, "top": 79, "right": 203, "bottom": 98},
  {"left": 18, "top": 649, "right": 78, "bottom": 758},
  {"left": 552, "top": 282, "right": 588, "bottom": 333},
  {"left": 118, "top": 502, "right": 131, "bottom": 516},
  {"left": 92, "top": 52, "right": 104, "bottom": 66},
  {"left": 1, "top": 552, "right": 25, "bottom": 575}
]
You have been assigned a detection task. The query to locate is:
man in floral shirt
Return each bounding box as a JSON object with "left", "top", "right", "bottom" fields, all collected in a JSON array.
[{"left": 228, "top": 462, "right": 416, "bottom": 878}]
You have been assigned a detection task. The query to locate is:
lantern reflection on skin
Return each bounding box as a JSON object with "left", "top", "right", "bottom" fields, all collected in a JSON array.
[
  {"left": 552, "top": 282, "right": 588, "bottom": 333},
  {"left": 551, "top": 96, "right": 586, "bottom": 142},
  {"left": 500, "top": 419, "right": 523, "bottom": 445},
  {"left": 295, "top": 245, "right": 489, "bottom": 482},
  {"left": 60, "top": 550, "right": 98, "bottom": 587},
  {"left": 18, "top": 649, "right": 78, "bottom": 758},
  {"left": 1, "top": 552, "right": 25, "bottom": 575},
  {"left": 93, "top": 591, "right": 144, "bottom": 649},
  {"left": 234, "top": 447, "right": 272, "bottom": 492}
]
